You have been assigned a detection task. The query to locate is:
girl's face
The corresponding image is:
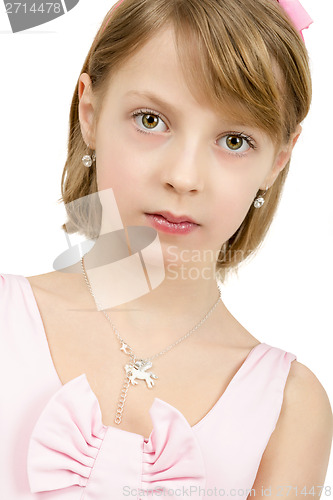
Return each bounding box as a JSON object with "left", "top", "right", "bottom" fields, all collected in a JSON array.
[{"left": 78, "top": 25, "right": 300, "bottom": 272}]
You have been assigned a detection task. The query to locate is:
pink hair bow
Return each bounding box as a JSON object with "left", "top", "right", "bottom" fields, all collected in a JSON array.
[{"left": 277, "top": 0, "right": 313, "bottom": 41}]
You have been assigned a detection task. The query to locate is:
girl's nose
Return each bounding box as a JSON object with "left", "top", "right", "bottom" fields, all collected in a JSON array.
[{"left": 159, "top": 139, "right": 207, "bottom": 194}]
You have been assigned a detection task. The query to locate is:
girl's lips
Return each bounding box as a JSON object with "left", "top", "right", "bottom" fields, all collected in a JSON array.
[
  {"left": 148, "top": 210, "right": 199, "bottom": 224},
  {"left": 144, "top": 213, "right": 200, "bottom": 235}
]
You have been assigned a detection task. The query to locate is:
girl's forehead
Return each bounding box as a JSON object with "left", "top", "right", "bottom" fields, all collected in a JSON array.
[
  {"left": 110, "top": 26, "right": 185, "bottom": 78},
  {"left": 105, "top": 22, "right": 282, "bottom": 106}
]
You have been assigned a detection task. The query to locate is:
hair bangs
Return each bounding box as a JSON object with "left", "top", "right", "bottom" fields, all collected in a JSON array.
[{"left": 171, "top": 2, "right": 285, "bottom": 145}]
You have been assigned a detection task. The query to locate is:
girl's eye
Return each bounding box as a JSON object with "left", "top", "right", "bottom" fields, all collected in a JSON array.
[
  {"left": 218, "top": 133, "right": 256, "bottom": 156},
  {"left": 131, "top": 109, "right": 257, "bottom": 156},
  {"left": 131, "top": 109, "right": 168, "bottom": 134}
]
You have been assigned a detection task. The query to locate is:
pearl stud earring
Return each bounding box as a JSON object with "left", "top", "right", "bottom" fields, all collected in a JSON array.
[{"left": 82, "top": 143, "right": 96, "bottom": 168}]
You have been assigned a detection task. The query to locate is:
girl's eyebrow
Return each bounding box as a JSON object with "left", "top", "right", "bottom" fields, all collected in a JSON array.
[
  {"left": 124, "top": 89, "right": 255, "bottom": 130},
  {"left": 124, "top": 90, "right": 178, "bottom": 115}
]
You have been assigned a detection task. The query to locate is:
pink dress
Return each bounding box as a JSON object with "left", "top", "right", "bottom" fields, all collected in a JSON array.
[{"left": 0, "top": 273, "right": 297, "bottom": 499}]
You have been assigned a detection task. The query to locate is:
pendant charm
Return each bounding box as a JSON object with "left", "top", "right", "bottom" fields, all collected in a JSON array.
[
  {"left": 120, "top": 341, "right": 131, "bottom": 354},
  {"left": 124, "top": 359, "right": 158, "bottom": 388}
]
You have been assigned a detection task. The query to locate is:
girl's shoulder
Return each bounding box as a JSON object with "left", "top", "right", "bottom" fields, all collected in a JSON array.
[
  {"left": 252, "top": 358, "right": 333, "bottom": 491},
  {"left": 285, "top": 359, "right": 332, "bottom": 424},
  {"left": 25, "top": 270, "right": 89, "bottom": 307},
  {"left": 0, "top": 271, "right": 29, "bottom": 301},
  {"left": 25, "top": 270, "right": 79, "bottom": 292}
]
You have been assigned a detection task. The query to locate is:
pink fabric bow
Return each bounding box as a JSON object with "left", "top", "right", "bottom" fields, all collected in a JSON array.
[
  {"left": 277, "top": 0, "right": 313, "bottom": 41},
  {"left": 27, "top": 374, "right": 206, "bottom": 498}
]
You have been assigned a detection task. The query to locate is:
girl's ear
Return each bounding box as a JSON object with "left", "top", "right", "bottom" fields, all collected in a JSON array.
[
  {"left": 263, "top": 124, "right": 302, "bottom": 189},
  {"left": 78, "top": 73, "right": 97, "bottom": 148}
]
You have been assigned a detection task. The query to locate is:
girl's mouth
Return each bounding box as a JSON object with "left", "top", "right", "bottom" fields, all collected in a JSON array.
[{"left": 144, "top": 213, "right": 200, "bottom": 235}]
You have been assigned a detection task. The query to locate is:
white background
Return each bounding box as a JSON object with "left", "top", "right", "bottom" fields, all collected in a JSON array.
[{"left": 0, "top": 0, "right": 332, "bottom": 482}]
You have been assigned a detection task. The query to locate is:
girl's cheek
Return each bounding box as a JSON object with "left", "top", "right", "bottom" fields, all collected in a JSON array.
[{"left": 96, "top": 151, "right": 140, "bottom": 193}]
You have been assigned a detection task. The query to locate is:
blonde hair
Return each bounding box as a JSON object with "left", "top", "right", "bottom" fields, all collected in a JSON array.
[{"left": 58, "top": 0, "right": 312, "bottom": 282}]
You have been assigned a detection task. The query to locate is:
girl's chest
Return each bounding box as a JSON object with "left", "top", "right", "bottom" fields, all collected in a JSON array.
[
  {"left": 27, "top": 276, "right": 259, "bottom": 440},
  {"left": 45, "top": 326, "right": 250, "bottom": 440}
]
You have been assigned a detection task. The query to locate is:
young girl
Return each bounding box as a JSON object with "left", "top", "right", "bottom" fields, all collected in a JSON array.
[{"left": 0, "top": 0, "right": 332, "bottom": 498}]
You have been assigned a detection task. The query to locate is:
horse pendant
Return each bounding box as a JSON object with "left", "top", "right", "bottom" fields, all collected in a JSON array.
[{"left": 124, "top": 359, "right": 158, "bottom": 389}]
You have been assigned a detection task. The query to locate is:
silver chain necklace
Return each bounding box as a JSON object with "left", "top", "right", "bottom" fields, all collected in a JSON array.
[{"left": 80, "top": 255, "right": 222, "bottom": 425}]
